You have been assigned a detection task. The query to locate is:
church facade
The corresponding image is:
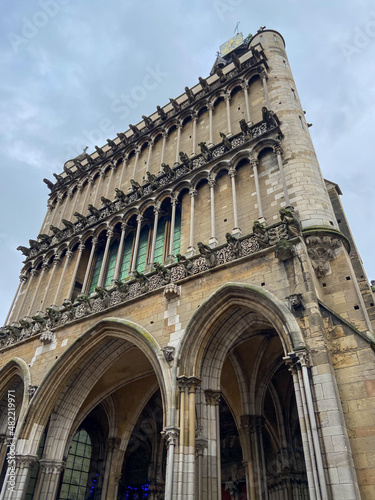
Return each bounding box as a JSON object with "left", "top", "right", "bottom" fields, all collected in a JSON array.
[{"left": 0, "top": 28, "right": 374, "bottom": 500}]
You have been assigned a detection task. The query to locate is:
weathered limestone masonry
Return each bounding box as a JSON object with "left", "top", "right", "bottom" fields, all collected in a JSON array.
[{"left": 1, "top": 28, "right": 374, "bottom": 500}]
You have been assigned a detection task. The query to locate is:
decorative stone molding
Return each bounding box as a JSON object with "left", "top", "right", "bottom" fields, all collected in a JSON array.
[
  {"left": 39, "top": 330, "right": 56, "bottom": 344},
  {"left": 28, "top": 385, "right": 38, "bottom": 398},
  {"left": 305, "top": 235, "right": 341, "bottom": 277},
  {"left": 177, "top": 376, "right": 200, "bottom": 392},
  {"left": 275, "top": 239, "right": 295, "bottom": 261},
  {"left": 286, "top": 294, "right": 305, "bottom": 312},
  {"left": 39, "top": 458, "right": 65, "bottom": 474},
  {"left": 162, "top": 426, "right": 179, "bottom": 447},
  {"left": 16, "top": 454, "right": 39, "bottom": 469}
]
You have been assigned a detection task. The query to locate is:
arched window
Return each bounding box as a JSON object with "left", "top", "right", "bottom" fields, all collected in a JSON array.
[
  {"left": 172, "top": 205, "right": 182, "bottom": 259},
  {"left": 153, "top": 215, "right": 168, "bottom": 264},
  {"left": 88, "top": 247, "right": 105, "bottom": 294},
  {"left": 120, "top": 232, "right": 134, "bottom": 280},
  {"left": 104, "top": 240, "right": 119, "bottom": 288},
  {"left": 59, "top": 429, "right": 93, "bottom": 500},
  {"left": 135, "top": 225, "right": 150, "bottom": 272}
]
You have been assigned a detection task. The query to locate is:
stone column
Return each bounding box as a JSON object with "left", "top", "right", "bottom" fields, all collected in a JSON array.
[
  {"left": 28, "top": 259, "right": 49, "bottom": 316},
  {"left": 187, "top": 189, "right": 197, "bottom": 257},
  {"left": 146, "top": 140, "right": 154, "bottom": 173},
  {"left": 68, "top": 182, "right": 84, "bottom": 220},
  {"left": 82, "top": 176, "right": 94, "bottom": 215},
  {"left": 40, "top": 251, "right": 61, "bottom": 309},
  {"left": 204, "top": 390, "right": 221, "bottom": 500},
  {"left": 192, "top": 114, "right": 197, "bottom": 156},
  {"left": 82, "top": 237, "right": 98, "bottom": 293},
  {"left": 224, "top": 92, "right": 232, "bottom": 136},
  {"left": 67, "top": 241, "right": 85, "bottom": 298},
  {"left": 112, "top": 222, "right": 127, "bottom": 282},
  {"left": 32, "top": 459, "right": 65, "bottom": 500},
  {"left": 168, "top": 196, "right": 178, "bottom": 258},
  {"left": 101, "top": 437, "right": 122, "bottom": 500},
  {"left": 208, "top": 177, "right": 218, "bottom": 247},
  {"left": 242, "top": 81, "right": 251, "bottom": 123},
  {"left": 273, "top": 146, "right": 291, "bottom": 206},
  {"left": 208, "top": 102, "right": 214, "bottom": 146},
  {"left": 2, "top": 454, "right": 38, "bottom": 500},
  {"left": 4, "top": 273, "right": 27, "bottom": 325},
  {"left": 17, "top": 269, "right": 36, "bottom": 318},
  {"left": 131, "top": 214, "right": 143, "bottom": 272},
  {"left": 175, "top": 123, "right": 182, "bottom": 164},
  {"left": 160, "top": 130, "right": 168, "bottom": 165},
  {"left": 92, "top": 168, "right": 106, "bottom": 207},
  {"left": 150, "top": 205, "right": 161, "bottom": 265},
  {"left": 105, "top": 161, "right": 117, "bottom": 198},
  {"left": 228, "top": 168, "right": 241, "bottom": 237},
  {"left": 260, "top": 70, "right": 271, "bottom": 110},
  {"left": 53, "top": 250, "right": 73, "bottom": 304},
  {"left": 163, "top": 426, "right": 179, "bottom": 500},
  {"left": 196, "top": 436, "right": 208, "bottom": 500},
  {"left": 250, "top": 157, "right": 265, "bottom": 222},
  {"left": 118, "top": 155, "right": 128, "bottom": 189},
  {"left": 98, "top": 228, "right": 114, "bottom": 288},
  {"left": 132, "top": 148, "right": 141, "bottom": 179}
]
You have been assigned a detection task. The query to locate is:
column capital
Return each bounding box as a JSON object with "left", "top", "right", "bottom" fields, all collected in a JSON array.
[
  {"left": 191, "top": 112, "right": 198, "bottom": 121},
  {"left": 110, "top": 160, "right": 118, "bottom": 171},
  {"left": 39, "top": 458, "right": 66, "bottom": 474},
  {"left": 19, "top": 273, "right": 28, "bottom": 283},
  {"left": 259, "top": 68, "right": 268, "bottom": 80},
  {"left": 121, "top": 221, "right": 128, "bottom": 232},
  {"left": 162, "top": 129, "right": 168, "bottom": 138},
  {"left": 107, "top": 437, "right": 122, "bottom": 451},
  {"left": 204, "top": 389, "right": 221, "bottom": 406},
  {"left": 273, "top": 144, "right": 283, "bottom": 156},
  {"left": 78, "top": 242, "right": 86, "bottom": 252},
  {"left": 207, "top": 101, "right": 214, "bottom": 110},
  {"left": 154, "top": 203, "right": 161, "bottom": 214},
  {"left": 136, "top": 214, "right": 143, "bottom": 224},
  {"left": 250, "top": 157, "right": 259, "bottom": 169},
  {"left": 162, "top": 426, "right": 179, "bottom": 447},
  {"left": 66, "top": 249, "right": 74, "bottom": 261},
  {"left": 92, "top": 237, "right": 99, "bottom": 247},
  {"left": 283, "top": 350, "right": 309, "bottom": 373},
  {"left": 240, "top": 414, "right": 265, "bottom": 434},
  {"left": 176, "top": 121, "right": 183, "bottom": 130},
  {"left": 208, "top": 178, "right": 216, "bottom": 188},
  {"left": 15, "top": 454, "right": 39, "bottom": 469},
  {"left": 228, "top": 167, "right": 237, "bottom": 178},
  {"left": 241, "top": 81, "right": 249, "bottom": 91},
  {"left": 135, "top": 147, "right": 142, "bottom": 155},
  {"left": 106, "top": 228, "right": 114, "bottom": 239},
  {"left": 189, "top": 188, "right": 198, "bottom": 198},
  {"left": 53, "top": 252, "right": 62, "bottom": 266},
  {"left": 41, "top": 260, "right": 50, "bottom": 272},
  {"left": 30, "top": 268, "right": 38, "bottom": 278},
  {"left": 224, "top": 91, "right": 231, "bottom": 101},
  {"left": 177, "top": 376, "right": 200, "bottom": 392}
]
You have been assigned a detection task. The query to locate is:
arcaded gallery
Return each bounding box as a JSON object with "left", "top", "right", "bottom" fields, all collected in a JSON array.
[{"left": 0, "top": 29, "right": 374, "bottom": 500}]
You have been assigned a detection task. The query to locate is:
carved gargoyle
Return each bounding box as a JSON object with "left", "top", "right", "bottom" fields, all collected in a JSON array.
[
  {"left": 198, "top": 142, "right": 212, "bottom": 161},
  {"left": 17, "top": 246, "right": 30, "bottom": 257},
  {"left": 185, "top": 86, "right": 195, "bottom": 103},
  {"left": 113, "top": 280, "right": 129, "bottom": 295},
  {"left": 43, "top": 178, "right": 54, "bottom": 190},
  {"left": 161, "top": 163, "right": 173, "bottom": 177},
  {"left": 146, "top": 171, "right": 159, "bottom": 190},
  {"left": 197, "top": 241, "right": 217, "bottom": 268},
  {"left": 225, "top": 233, "right": 242, "bottom": 258},
  {"left": 279, "top": 208, "right": 301, "bottom": 238},
  {"left": 100, "top": 196, "right": 112, "bottom": 208},
  {"left": 117, "top": 132, "right": 128, "bottom": 143},
  {"left": 50, "top": 225, "right": 63, "bottom": 239},
  {"left": 94, "top": 286, "right": 109, "bottom": 299},
  {"left": 63, "top": 165, "right": 74, "bottom": 180},
  {"left": 130, "top": 179, "right": 143, "bottom": 197},
  {"left": 179, "top": 152, "right": 193, "bottom": 170},
  {"left": 220, "top": 132, "right": 232, "bottom": 151},
  {"left": 169, "top": 98, "right": 180, "bottom": 113},
  {"left": 252, "top": 221, "right": 269, "bottom": 248},
  {"left": 53, "top": 173, "right": 63, "bottom": 184},
  {"left": 73, "top": 212, "right": 87, "bottom": 223},
  {"left": 114, "top": 188, "right": 129, "bottom": 205},
  {"left": 177, "top": 254, "right": 194, "bottom": 275},
  {"left": 87, "top": 204, "right": 101, "bottom": 218},
  {"left": 95, "top": 145, "right": 105, "bottom": 158},
  {"left": 231, "top": 53, "right": 242, "bottom": 70},
  {"left": 84, "top": 153, "right": 95, "bottom": 165},
  {"left": 45, "top": 305, "right": 61, "bottom": 323},
  {"left": 129, "top": 124, "right": 140, "bottom": 136},
  {"left": 106, "top": 138, "right": 117, "bottom": 150},
  {"left": 61, "top": 219, "right": 75, "bottom": 231},
  {"left": 75, "top": 293, "right": 91, "bottom": 308},
  {"left": 142, "top": 115, "right": 154, "bottom": 128},
  {"left": 262, "top": 107, "right": 278, "bottom": 127},
  {"left": 198, "top": 76, "right": 210, "bottom": 92},
  {"left": 73, "top": 159, "right": 84, "bottom": 173},
  {"left": 216, "top": 67, "right": 226, "bottom": 83},
  {"left": 240, "top": 119, "right": 251, "bottom": 136},
  {"left": 153, "top": 262, "right": 171, "bottom": 284},
  {"left": 156, "top": 105, "right": 167, "bottom": 120},
  {"left": 29, "top": 239, "right": 40, "bottom": 250},
  {"left": 132, "top": 270, "right": 149, "bottom": 290},
  {"left": 37, "top": 233, "right": 50, "bottom": 242}
]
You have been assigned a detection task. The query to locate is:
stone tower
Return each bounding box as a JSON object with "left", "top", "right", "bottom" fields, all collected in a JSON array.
[{"left": 0, "top": 28, "right": 374, "bottom": 500}]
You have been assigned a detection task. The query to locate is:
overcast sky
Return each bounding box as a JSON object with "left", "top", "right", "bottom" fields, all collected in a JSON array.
[{"left": 1, "top": 0, "right": 374, "bottom": 323}]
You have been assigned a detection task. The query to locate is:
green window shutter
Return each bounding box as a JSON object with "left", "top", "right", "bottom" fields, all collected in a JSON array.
[
  {"left": 88, "top": 247, "right": 104, "bottom": 294},
  {"left": 120, "top": 233, "right": 134, "bottom": 281},
  {"left": 104, "top": 240, "right": 119, "bottom": 288},
  {"left": 172, "top": 206, "right": 182, "bottom": 260},
  {"left": 135, "top": 225, "right": 150, "bottom": 273},
  {"left": 153, "top": 216, "right": 167, "bottom": 264}
]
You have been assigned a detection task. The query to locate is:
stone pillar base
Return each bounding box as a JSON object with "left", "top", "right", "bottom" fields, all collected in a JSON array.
[
  {"left": 231, "top": 228, "right": 242, "bottom": 238},
  {"left": 186, "top": 247, "right": 196, "bottom": 258},
  {"left": 208, "top": 237, "right": 218, "bottom": 248}
]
